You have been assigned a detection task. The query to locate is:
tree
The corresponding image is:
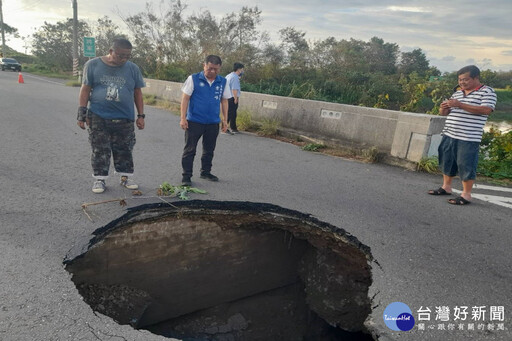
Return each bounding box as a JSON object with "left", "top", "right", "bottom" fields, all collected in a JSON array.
[
  {"left": 93, "top": 16, "right": 127, "bottom": 56},
  {"left": 31, "top": 19, "right": 91, "bottom": 70},
  {"left": 309, "top": 37, "right": 337, "bottom": 69},
  {"left": 399, "top": 48, "right": 430, "bottom": 77},
  {"left": 1, "top": 23, "right": 19, "bottom": 38},
  {"left": 363, "top": 37, "right": 398, "bottom": 74},
  {"left": 329, "top": 38, "right": 367, "bottom": 74},
  {"left": 221, "top": 6, "right": 262, "bottom": 51},
  {"left": 188, "top": 10, "right": 221, "bottom": 56},
  {"left": 480, "top": 69, "right": 499, "bottom": 87},
  {"left": 216, "top": 5, "right": 265, "bottom": 69},
  {"left": 121, "top": 0, "right": 190, "bottom": 75},
  {"left": 121, "top": 2, "right": 265, "bottom": 76},
  {"left": 279, "top": 27, "right": 309, "bottom": 68}
]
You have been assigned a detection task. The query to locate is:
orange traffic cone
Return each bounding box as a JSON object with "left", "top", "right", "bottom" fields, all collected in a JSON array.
[{"left": 18, "top": 72, "right": 24, "bottom": 84}]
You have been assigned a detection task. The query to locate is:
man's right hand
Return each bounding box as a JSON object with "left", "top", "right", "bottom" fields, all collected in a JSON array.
[
  {"left": 77, "top": 120, "right": 90, "bottom": 130},
  {"left": 439, "top": 100, "right": 451, "bottom": 116},
  {"left": 77, "top": 106, "right": 89, "bottom": 129}
]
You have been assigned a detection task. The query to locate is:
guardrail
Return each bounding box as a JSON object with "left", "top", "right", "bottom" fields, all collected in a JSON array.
[{"left": 143, "top": 78, "right": 446, "bottom": 164}]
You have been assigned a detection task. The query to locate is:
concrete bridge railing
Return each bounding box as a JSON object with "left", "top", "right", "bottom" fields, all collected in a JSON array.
[{"left": 143, "top": 79, "right": 446, "bottom": 164}]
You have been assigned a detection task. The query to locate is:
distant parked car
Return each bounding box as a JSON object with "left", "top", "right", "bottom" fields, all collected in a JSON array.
[{"left": 0, "top": 58, "right": 22, "bottom": 72}]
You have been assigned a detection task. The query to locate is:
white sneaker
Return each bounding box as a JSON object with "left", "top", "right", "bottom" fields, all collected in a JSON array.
[
  {"left": 92, "top": 180, "right": 106, "bottom": 193},
  {"left": 120, "top": 176, "right": 138, "bottom": 189}
]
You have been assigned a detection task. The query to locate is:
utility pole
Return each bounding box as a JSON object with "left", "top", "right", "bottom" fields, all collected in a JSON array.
[
  {"left": 72, "top": 0, "right": 78, "bottom": 78},
  {"left": 22, "top": 36, "right": 28, "bottom": 54},
  {"left": 0, "top": 0, "right": 6, "bottom": 57}
]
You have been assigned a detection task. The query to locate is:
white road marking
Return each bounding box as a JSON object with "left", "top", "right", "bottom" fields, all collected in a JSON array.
[
  {"left": 452, "top": 189, "right": 512, "bottom": 209},
  {"left": 474, "top": 184, "right": 512, "bottom": 193},
  {"left": 22, "top": 73, "right": 66, "bottom": 86}
]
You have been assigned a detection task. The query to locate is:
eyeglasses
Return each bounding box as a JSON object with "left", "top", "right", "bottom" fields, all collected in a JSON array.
[{"left": 114, "top": 51, "right": 132, "bottom": 59}]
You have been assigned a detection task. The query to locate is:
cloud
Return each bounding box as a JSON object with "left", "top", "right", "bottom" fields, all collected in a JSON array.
[{"left": 387, "top": 6, "right": 431, "bottom": 13}]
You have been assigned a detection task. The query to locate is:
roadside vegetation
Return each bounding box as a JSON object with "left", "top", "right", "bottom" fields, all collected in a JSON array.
[
  {"left": 479, "top": 128, "right": 512, "bottom": 180},
  {"left": 142, "top": 94, "right": 181, "bottom": 112},
  {"left": 236, "top": 110, "right": 259, "bottom": 131},
  {"left": 302, "top": 143, "right": 326, "bottom": 152},
  {"left": 492, "top": 89, "right": 512, "bottom": 123},
  {"left": 258, "top": 118, "right": 280, "bottom": 136}
]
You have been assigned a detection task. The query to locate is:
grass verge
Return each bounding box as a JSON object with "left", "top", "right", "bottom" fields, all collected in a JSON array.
[{"left": 142, "top": 94, "right": 180, "bottom": 113}]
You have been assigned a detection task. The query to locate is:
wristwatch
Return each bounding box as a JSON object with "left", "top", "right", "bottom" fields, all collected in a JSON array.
[{"left": 137, "top": 114, "right": 145, "bottom": 119}]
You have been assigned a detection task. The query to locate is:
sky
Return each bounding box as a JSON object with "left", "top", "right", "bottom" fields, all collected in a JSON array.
[{"left": 2, "top": 0, "right": 512, "bottom": 72}]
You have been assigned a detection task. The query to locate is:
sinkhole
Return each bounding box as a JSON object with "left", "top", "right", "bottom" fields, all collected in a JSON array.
[{"left": 65, "top": 201, "right": 374, "bottom": 340}]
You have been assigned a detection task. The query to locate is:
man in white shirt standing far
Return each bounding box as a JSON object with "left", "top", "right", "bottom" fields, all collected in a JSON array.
[{"left": 225, "top": 62, "right": 244, "bottom": 134}]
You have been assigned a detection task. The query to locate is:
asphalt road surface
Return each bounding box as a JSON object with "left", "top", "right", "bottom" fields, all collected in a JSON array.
[{"left": 1, "top": 71, "right": 511, "bottom": 341}]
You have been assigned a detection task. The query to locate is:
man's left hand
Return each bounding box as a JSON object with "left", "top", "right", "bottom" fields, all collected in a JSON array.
[{"left": 136, "top": 117, "right": 145, "bottom": 130}]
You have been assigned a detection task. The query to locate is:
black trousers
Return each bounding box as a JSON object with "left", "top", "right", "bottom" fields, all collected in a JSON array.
[
  {"left": 227, "top": 97, "right": 239, "bottom": 131},
  {"left": 182, "top": 121, "right": 219, "bottom": 177}
]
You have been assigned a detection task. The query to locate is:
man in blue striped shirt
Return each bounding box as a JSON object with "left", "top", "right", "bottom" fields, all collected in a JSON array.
[{"left": 428, "top": 65, "right": 497, "bottom": 205}]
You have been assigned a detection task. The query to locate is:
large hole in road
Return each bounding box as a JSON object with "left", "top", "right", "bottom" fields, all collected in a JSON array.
[{"left": 65, "top": 201, "right": 374, "bottom": 340}]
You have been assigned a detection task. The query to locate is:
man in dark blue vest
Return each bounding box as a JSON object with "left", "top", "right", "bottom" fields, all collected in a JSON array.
[{"left": 179, "top": 55, "right": 231, "bottom": 186}]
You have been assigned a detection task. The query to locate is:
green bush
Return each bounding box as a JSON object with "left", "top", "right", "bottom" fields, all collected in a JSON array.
[
  {"left": 418, "top": 156, "right": 439, "bottom": 173},
  {"left": 258, "top": 117, "right": 280, "bottom": 136},
  {"left": 361, "top": 146, "right": 379, "bottom": 163},
  {"left": 143, "top": 94, "right": 158, "bottom": 105},
  {"left": 478, "top": 129, "right": 512, "bottom": 179},
  {"left": 153, "top": 63, "right": 188, "bottom": 82},
  {"left": 302, "top": 143, "right": 326, "bottom": 152},
  {"left": 496, "top": 88, "right": 512, "bottom": 102},
  {"left": 23, "top": 63, "right": 75, "bottom": 79},
  {"left": 10, "top": 54, "right": 38, "bottom": 65},
  {"left": 237, "top": 109, "right": 258, "bottom": 131},
  {"left": 66, "top": 80, "right": 82, "bottom": 87}
]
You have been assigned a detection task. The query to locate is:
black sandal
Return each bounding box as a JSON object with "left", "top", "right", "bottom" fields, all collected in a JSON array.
[
  {"left": 428, "top": 187, "right": 451, "bottom": 195},
  {"left": 448, "top": 196, "right": 471, "bottom": 205}
]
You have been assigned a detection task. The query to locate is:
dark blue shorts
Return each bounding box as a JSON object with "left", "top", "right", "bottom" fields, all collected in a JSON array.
[{"left": 438, "top": 135, "right": 480, "bottom": 181}]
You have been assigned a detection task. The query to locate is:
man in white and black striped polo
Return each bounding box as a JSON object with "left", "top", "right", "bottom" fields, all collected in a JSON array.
[{"left": 428, "top": 65, "right": 497, "bottom": 205}]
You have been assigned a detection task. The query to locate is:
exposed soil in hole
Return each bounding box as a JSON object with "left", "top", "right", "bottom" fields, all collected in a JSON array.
[{"left": 65, "top": 201, "right": 374, "bottom": 340}]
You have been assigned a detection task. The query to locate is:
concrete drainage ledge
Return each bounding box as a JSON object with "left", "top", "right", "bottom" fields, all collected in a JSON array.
[{"left": 64, "top": 200, "right": 375, "bottom": 340}]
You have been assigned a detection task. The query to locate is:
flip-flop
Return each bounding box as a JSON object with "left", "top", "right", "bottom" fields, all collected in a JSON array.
[
  {"left": 448, "top": 196, "right": 471, "bottom": 205},
  {"left": 428, "top": 187, "right": 452, "bottom": 195}
]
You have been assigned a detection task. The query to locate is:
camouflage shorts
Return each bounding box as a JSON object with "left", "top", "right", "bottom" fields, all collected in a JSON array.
[{"left": 88, "top": 114, "right": 136, "bottom": 177}]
